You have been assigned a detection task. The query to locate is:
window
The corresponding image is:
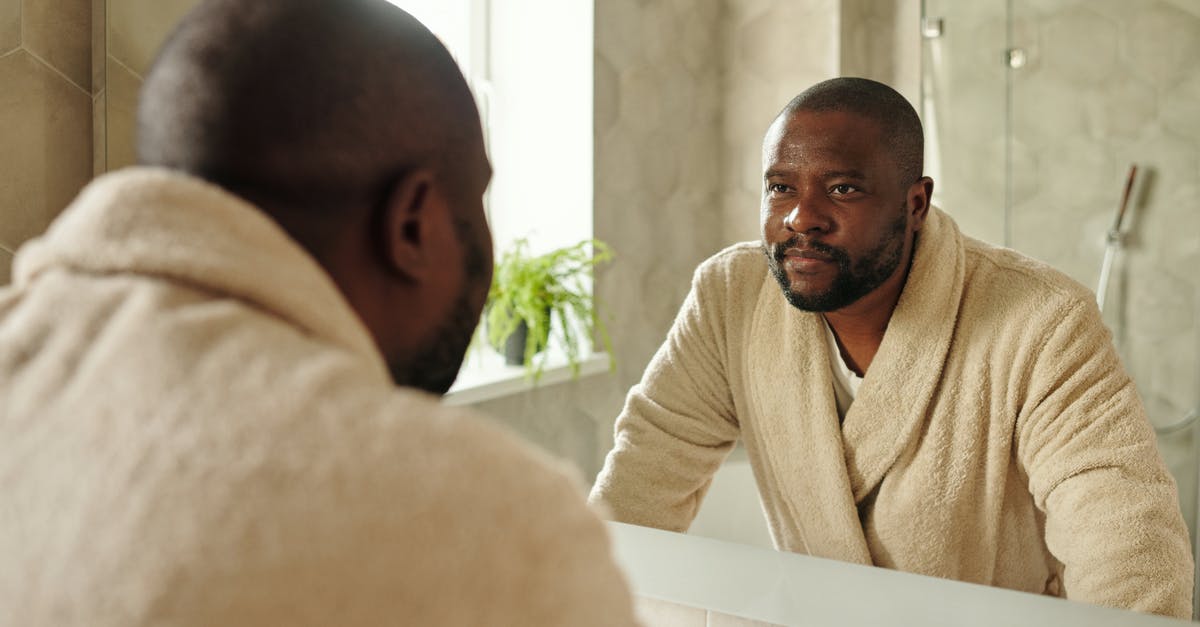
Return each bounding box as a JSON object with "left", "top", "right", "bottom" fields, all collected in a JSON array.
[
  {"left": 386, "top": 0, "right": 593, "bottom": 258},
  {"left": 387, "top": 0, "right": 600, "bottom": 400}
]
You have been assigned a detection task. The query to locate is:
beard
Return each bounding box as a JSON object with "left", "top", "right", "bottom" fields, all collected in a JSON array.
[
  {"left": 391, "top": 212, "right": 491, "bottom": 395},
  {"left": 398, "top": 286, "right": 480, "bottom": 394},
  {"left": 765, "top": 206, "right": 908, "bottom": 312}
]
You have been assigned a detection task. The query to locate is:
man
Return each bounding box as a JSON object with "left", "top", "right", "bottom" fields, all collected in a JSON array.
[
  {"left": 590, "top": 77, "right": 1193, "bottom": 618},
  {"left": 0, "top": 1, "right": 638, "bottom": 625}
]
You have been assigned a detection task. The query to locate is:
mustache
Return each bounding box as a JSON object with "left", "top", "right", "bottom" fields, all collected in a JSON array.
[{"left": 770, "top": 236, "right": 849, "bottom": 265}]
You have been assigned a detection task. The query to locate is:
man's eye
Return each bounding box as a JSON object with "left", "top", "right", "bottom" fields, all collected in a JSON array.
[
  {"left": 767, "top": 183, "right": 790, "bottom": 193},
  {"left": 831, "top": 184, "right": 859, "bottom": 195}
]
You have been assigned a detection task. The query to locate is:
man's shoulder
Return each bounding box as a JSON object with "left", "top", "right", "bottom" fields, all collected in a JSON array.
[
  {"left": 960, "top": 235, "right": 1095, "bottom": 310},
  {"left": 692, "top": 241, "right": 768, "bottom": 290}
]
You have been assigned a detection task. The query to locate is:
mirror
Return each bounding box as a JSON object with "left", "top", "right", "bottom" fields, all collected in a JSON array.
[{"left": 0, "top": 0, "right": 1195, "bottom": 620}]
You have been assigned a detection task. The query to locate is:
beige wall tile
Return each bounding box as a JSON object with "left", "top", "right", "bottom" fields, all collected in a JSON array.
[
  {"left": 92, "top": 89, "right": 105, "bottom": 175},
  {"left": 0, "top": 50, "right": 92, "bottom": 250},
  {"left": 104, "top": 54, "right": 140, "bottom": 171},
  {"left": 1042, "top": 7, "right": 1118, "bottom": 87},
  {"left": 91, "top": 0, "right": 104, "bottom": 95},
  {"left": 0, "top": 0, "right": 17, "bottom": 55},
  {"left": 107, "top": 0, "right": 198, "bottom": 77},
  {"left": 594, "top": 0, "right": 726, "bottom": 393},
  {"left": 1162, "top": 73, "right": 1200, "bottom": 143},
  {"left": 23, "top": 0, "right": 92, "bottom": 91},
  {"left": 1125, "top": 2, "right": 1200, "bottom": 90},
  {"left": 0, "top": 246, "right": 11, "bottom": 286},
  {"left": 840, "top": 0, "right": 896, "bottom": 83}
]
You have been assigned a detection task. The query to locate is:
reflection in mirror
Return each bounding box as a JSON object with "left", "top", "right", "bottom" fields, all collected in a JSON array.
[
  {"left": 922, "top": 0, "right": 1200, "bottom": 615},
  {"left": 1, "top": 0, "right": 1197, "bottom": 623},
  {"left": 587, "top": 0, "right": 1200, "bottom": 623}
]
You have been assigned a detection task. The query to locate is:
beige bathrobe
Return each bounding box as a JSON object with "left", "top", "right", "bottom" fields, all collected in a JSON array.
[
  {"left": 591, "top": 207, "right": 1193, "bottom": 618},
  {"left": 0, "top": 168, "right": 638, "bottom": 626}
]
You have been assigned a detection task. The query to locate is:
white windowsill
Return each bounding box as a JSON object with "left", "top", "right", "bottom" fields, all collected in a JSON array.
[{"left": 444, "top": 349, "right": 611, "bottom": 406}]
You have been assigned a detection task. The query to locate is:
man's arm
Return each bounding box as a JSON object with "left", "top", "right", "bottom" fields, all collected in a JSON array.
[
  {"left": 1016, "top": 299, "right": 1193, "bottom": 618},
  {"left": 591, "top": 258, "right": 742, "bottom": 532}
]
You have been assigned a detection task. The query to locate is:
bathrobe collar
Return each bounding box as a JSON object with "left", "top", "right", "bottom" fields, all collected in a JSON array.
[
  {"left": 746, "top": 207, "right": 965, "bottom": 564},
  {"left": 13, "top": 167, "right": 391, "bottom": 382}
]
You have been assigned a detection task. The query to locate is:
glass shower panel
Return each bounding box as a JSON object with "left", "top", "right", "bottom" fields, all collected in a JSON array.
[
  {"left": 1008, "top": 0, "right": 1200, "bottom": 556},
  {"left": 919, "top": 0, "right": 1008, "bottom": 246},
  {"left": 923, "top": 0, "right": 1200, "bottom": 605}
]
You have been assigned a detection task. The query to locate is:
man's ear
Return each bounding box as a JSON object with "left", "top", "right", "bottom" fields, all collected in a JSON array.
[
  {"left": 379, "top": 167, "right": 442, "bottom": 281},
  {"left": 908, "top": 176, "right": 934, "bottom": 231}
]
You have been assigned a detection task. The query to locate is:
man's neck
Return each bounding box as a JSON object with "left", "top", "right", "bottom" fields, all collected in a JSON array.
[{"left": 821, "top": 264, "right": 910, "bottom": 377}]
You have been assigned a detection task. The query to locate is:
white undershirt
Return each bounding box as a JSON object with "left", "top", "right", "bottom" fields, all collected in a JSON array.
[{"left": 823, "top": 318, "right": 863, "bottom": 420}]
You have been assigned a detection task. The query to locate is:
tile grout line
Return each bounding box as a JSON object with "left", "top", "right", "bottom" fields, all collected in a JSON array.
[
  {"left": 22, "top": 47, "right": 91, "bottom": 98},
  {"left": 107, "top": 54, "right": 143, "bottom": 82}
]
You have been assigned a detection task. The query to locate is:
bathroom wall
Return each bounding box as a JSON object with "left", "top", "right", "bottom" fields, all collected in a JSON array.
[
  {"left": 1012, "top": 0, "right": 1199, "bottom": 431},
  {"left": 0, "top": 0, "right": 194, "bottom": 285},
  {"left": 0, "top": 0, "right": 96, "bottom": 284},
  {"left": 925, "top": 0, "right": 1200, "bottom": 542},
  {"left": 104, "top": 0, "right": 198, "bottom": 170}
]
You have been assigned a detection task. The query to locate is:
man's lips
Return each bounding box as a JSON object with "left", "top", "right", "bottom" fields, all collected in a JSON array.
[
  {"left": 782, "top": 247, "right": 835, "bottom": 271},
  {"left": 784, "top": 247, "right": 833, "bottom": 260}
]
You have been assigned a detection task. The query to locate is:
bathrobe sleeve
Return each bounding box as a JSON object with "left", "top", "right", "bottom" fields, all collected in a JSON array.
[
  {"left": 590, "top": 256, "right": 743, "bottom": 532},
  {"left": 1015, "top": 298, "right": 1194, "bottom": 618}
]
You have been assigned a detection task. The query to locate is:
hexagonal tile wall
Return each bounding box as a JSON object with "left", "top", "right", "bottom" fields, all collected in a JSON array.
[
  {"left": 0, "top": 49, "right": 92, "bottom": 252},
  {"left": 0, "top": 0, "right": 18, "bottom": 55},
  {"left": 1124, "top": 1, "right": 1200, "bottom": 90},
  {"left": 1041, "top": 7, "right": 1117, "bottom": 87},
  {"left": 107, "top": 0, "right": 197, "bottom": 77},
  {"left": 23, "top": 0, "right": 92, "bottom": 91},
  {"left": 936, "top": 0, "right": 1200, "bottom": 444},
  {"left": 0, "top": 247, "right": 11, "bottom": 284}
]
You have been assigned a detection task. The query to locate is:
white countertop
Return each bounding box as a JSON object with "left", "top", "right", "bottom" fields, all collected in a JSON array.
[{"left": 606, "top": 521, "right": 1193, "bottom": 627}]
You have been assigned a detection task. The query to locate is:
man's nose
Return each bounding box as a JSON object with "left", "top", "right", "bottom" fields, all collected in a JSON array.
[{"left": 783, "top": 195, "right": 830, "bottom": 235}]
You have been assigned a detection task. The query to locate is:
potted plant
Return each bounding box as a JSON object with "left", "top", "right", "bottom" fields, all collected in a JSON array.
[{"left": 483, "top": 238, "right": 614, "bottom": 380}]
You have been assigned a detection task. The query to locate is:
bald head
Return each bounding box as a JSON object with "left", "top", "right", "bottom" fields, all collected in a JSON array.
[
  {"left": 138, "top": 0, "right": 483, "bottom": 248},
  {"left": 138, "top": 0, "right": 494, "bottom": 394},
  {"left": 775, "top": 77, "right": 924, "bottom": 185}
]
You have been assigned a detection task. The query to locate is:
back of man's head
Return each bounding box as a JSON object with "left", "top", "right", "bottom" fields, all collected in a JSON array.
[
  {"left": 778, "top": 77, "right": 924, "bottom": 184},
  {"left": 138, "top": 0, "right": 493, "bottom": 393},
  {"left": 138, "top": 0, "right": 481, "bottom": 250}
]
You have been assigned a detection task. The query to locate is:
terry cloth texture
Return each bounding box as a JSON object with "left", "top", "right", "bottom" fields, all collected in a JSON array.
[
  {"left": 590, "top": 206, "right": 1193, "bottom": 618},
  {"left": 0, "top": 167, "right": 639, "bottom": 627}
]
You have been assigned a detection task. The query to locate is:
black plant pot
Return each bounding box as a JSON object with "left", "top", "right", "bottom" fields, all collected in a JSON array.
[{"left": 503, "top": 320, "right": 529, "bottom": 366}]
